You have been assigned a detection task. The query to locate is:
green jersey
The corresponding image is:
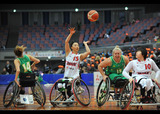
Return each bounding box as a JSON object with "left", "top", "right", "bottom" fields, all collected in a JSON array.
[
  {"left": 105, "top": 55, "right": 125, "bottom": 75},
  {"left": 17, "top": 55, "right": 32, "bottom": 73}
]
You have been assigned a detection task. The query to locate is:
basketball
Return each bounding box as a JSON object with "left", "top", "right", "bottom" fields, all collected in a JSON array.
[{"left": 87, "top": 10, "right": 99, "bottom": 22}]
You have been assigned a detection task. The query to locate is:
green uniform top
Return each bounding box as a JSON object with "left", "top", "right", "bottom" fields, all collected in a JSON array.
[
  {"left": 17, "top": 55, "right": 32, "bottom": 73},
  {"left": 105, "top": 55, "right": 125, "bottom": 75}
]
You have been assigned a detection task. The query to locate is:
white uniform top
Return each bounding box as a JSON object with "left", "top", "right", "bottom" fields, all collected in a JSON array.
[
  {"left": 64, "top": 51, "right": 81, "bottom": 79},
  {"left": 122, "top": 58, "right": 160, "bottom": 81}
]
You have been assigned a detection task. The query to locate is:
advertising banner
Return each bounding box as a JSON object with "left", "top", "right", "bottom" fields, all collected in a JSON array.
[{"left": 93, "top": 72, "right": 102, "bottom": 86}]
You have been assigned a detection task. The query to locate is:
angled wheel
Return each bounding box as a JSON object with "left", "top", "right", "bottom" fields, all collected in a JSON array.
[
  {"left": 72, "top": 78, "right": 91, "bottom": 106},
  {"left": 96, "top": 78, "right": 110, "bottom": 107},
  {"left": 119, "top": 80, "right": 135, "bottom": 110},
  {"left": 3, "top": 81, "right": 18, "bottom": 108},
  {"left": 49, "top": 78, "right": 64, "bottom": 107},
  {"left": 31, "top": 81, "right": 46, "bottom": 106}
]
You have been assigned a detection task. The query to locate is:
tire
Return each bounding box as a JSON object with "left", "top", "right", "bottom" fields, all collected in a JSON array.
[
  {"left": 119, "top": 80, "right": 135, "bottom": 110},
  {"left": 152, "top": 79, "right": 160, "bottom": 106},
  {"left": 49, "top": 78, "right": 63, "bottom": 107},
  {"left": 3, "top": 81, "right": 18, "bottom": 108},
  {"left": 72, "top": 78, "right": 91, "bottom": 106},
  {"left": 31, "top": 81, "right": 46, "bottom": 106},
  {"left": 96, "top": 78, "right": 110, "bottom": 107}
]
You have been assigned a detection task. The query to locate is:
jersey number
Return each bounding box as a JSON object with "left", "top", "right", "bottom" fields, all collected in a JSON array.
[
  {"left": 145, "top": 64, "right": 151, "bottom": 69},
  {"left": 117, "top": 68, "right": 122, "bottom": 74},
  {"left": 22, "top": 62, "right": 31, "bottom": 72},
  {"left": 73, "top": 56, "right": 79, "bottom": 61}
]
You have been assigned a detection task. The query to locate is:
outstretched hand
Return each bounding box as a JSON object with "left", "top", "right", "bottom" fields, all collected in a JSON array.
[
  {"left": 83, "top": 41, "right": 90, "bottom": 44},
  {"left": 68, "top": 27, "right": 76, "bottom": 34}
]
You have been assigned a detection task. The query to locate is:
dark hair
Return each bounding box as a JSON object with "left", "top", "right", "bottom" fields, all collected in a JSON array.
[
  {"left": 69, "top": 41, "right": 78, "bottom": 48},
  {"left": 70, "top": 41, "right": 75, "bottom": 48},
  {"left": 136, "top": 47, "right": 147, "bottom": 60}
]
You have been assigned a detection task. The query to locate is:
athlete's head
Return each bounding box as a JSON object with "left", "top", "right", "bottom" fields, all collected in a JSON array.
[
  {"left": 14, "top": 45, "right": 26, "bottom": 57},
  {"left": 70, "top": 41, "right": 79, "bottom": 53},
  {"left": 112, "top": 45, "right": 122, "bottom": 59},
  {"left": 136, "top": 47, "right": 147, "bottom": 60}
]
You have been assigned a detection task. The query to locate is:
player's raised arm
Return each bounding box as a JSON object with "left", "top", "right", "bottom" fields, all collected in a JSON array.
[
  {"left": 65, "top": 27, "right": 76, "bottom": 57},
  {"left": 80, "top": 41, "right": 91, "bottom": 61}
]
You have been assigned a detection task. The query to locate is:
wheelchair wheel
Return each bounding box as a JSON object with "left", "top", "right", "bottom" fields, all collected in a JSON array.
[
  {"left": 119, "top": 80, "right": 135, "bottom": 110},
  {"left": 3, "top": 81, "right": 18, "bottom": 108},
  {"left": 31, "top": 81, "right": 46, "bottom": 106},
  {"left": 152, "top": 79, "right": 160, "bottom": 109},
  {"left": 96, "top": 78, "right": 110, "bottom": 107},
  {"left": 72, "top": 78, "right": 91, "bottom": 106},
  {"left": 49, "top": 78, "right": 63, "bottom": 107}
]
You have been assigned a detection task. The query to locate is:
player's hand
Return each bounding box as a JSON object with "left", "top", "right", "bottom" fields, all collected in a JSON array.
[
  {"left": 129, "top": 77, "right": 134, "bottom": 83},
  {"left": 83, "top": 41, "right": 90, "bottom": 44},
  {"left": 31, "top": 64, "right": 35, "bottom": 71},
  {"left": 68, "top": 27, "right": 76, "bottom": 34},
  {"left": 15, "top": 80, "right": 21, "bottom": 87},
  {"left": 154, "top": 79, "right": 158, "bottom": 83},
  {"left": 102, "top": 75, "right": 108, "bottom": 82}
]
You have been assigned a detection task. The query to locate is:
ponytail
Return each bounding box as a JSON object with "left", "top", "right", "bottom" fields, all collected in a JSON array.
[{"left": 14, "top": 45, "right": 26, "bottom": 57}]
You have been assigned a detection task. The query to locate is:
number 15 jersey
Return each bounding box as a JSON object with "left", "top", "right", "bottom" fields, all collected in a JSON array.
[{"left": 64, "top": 51, "right": 81, "bottom": 79}]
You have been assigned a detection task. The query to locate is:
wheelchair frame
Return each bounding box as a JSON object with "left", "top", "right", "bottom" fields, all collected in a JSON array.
[
  {"left": 126, "top": 79, "right": 160, "bottom": 110},
  {"left": 49, "top": 77, "right": 91, "bottom": 107},
  {"left": 96, "top": 77, "right": 135, "bottom": 109},
  {"left": 3, "top": 79, "right": 46, "bottom": 108}
]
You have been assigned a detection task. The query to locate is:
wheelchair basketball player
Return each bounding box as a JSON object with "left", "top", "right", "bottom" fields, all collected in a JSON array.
[
  {"left": 98, "top": 45, "right": 129, "bottom": 100},
  {"left": 14, "top": 45, "right": 40, "bottom": 94},
  {"left": 56, "top": 27, "right": 91, "bottom": 102},
  {"left": 123, "top": 47, "right": 160, "bottom": 103}
]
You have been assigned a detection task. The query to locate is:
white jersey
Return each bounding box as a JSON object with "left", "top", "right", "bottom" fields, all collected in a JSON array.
[
  {"left": 123, "top": 58, "right": 160, "bottom": 90},
  {"left": 123, "top": 58, "right": 160, "bottom": 80},
  {"left": 64, "top": 51, "right": 81, "bottom": 79}
]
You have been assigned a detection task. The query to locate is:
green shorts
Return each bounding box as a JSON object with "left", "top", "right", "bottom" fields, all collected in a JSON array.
[
  {"left": 109, "top": 73, "right": 127, "bottom": 81},
  {"left": 109, "top": 73, "right": 128, "bottom": 88}
]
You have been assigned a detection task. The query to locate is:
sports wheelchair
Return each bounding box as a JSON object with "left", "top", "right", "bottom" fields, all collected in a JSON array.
[
  {"left": 3, "top": 73, "right": 46, "bottom": 108},
  {"left": 96, "top": 76, "right": 135, "bottom": 109},
  {"left": 49, "top": 77, "right": 91, "bottom": 107},
  {"left": 119, "top": 78, "right": 160, "bottom": 110}
]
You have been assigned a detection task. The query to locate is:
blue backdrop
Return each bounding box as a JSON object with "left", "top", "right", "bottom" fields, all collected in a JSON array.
[{"left": 0, "top": 73, "right": 94, "bottom": 86}]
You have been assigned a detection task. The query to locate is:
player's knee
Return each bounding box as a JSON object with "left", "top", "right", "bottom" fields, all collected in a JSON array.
[{"left": 58, "top": 83, "right": 65, "bottom": 89}]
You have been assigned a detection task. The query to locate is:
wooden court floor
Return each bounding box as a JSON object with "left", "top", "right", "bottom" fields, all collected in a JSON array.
[{"left": 0, "top": 85, "right": 159, "bottom": 111}]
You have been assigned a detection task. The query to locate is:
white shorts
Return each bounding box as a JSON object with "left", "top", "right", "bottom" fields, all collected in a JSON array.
[{"left": 133, "top": 75, "right": 154, "bottom": 91}]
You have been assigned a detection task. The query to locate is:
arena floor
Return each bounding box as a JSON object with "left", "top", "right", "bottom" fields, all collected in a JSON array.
[{"left": 0, "top": 85, "right": 159, "bottom": 111}]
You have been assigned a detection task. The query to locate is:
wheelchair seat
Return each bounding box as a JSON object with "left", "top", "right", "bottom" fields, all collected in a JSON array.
[
  {"left": 111, "top": 76, "right": 128, "bottom": 88},
  {"left": 19, "top": 72, "right": 36, "bottom": 87}
]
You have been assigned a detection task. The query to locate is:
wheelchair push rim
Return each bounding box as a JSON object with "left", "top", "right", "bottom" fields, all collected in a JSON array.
[{"left": 96, "top": 78, "right": 110, "bottom": 107}]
